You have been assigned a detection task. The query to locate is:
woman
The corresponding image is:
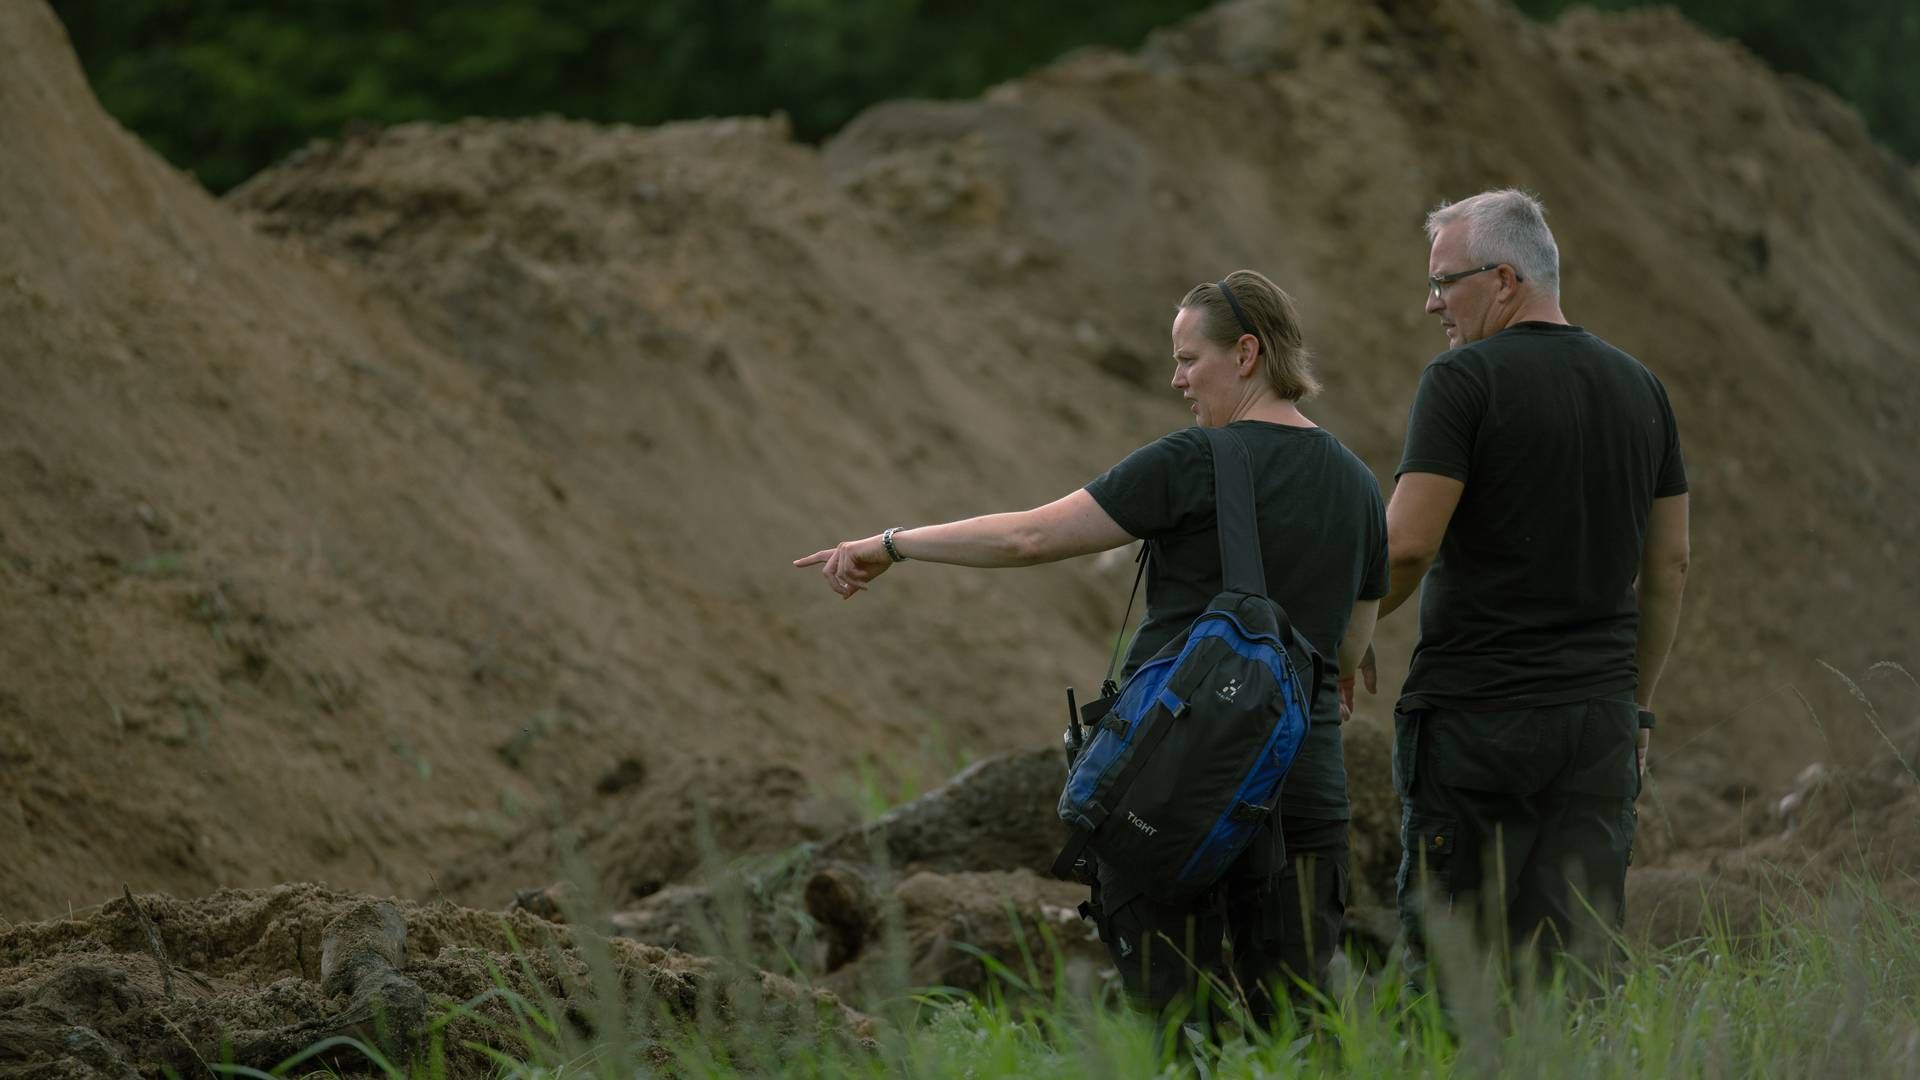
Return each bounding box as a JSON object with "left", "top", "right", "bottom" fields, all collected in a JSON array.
[{"left": 795, "top": 269, "right": 1386, "bottom": 1024}]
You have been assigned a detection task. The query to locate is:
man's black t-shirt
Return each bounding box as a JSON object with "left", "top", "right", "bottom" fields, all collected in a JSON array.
[
  {"left": 1396, "top": 322, "right": 1688, "bottom": 712},
  {"left": 1085, "top": 420, "right": 1388, "bottom": 820}
]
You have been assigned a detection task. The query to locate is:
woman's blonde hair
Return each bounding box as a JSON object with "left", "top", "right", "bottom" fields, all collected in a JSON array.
[{"left": 1178, "top": 269, "right": 1320, "bottom": 401}]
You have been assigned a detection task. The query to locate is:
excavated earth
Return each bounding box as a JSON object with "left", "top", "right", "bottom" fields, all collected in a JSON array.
[
  {"left": 2, "top": 0, "right": 1917, "bottom": 1073},
  {"left": 0, "top": 884, "right": 871, "bottom": 1078}
]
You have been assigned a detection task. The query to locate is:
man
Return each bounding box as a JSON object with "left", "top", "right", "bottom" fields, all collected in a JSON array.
[{"left": 1364, "top": 189, "right": 1690, "bottom": 981}]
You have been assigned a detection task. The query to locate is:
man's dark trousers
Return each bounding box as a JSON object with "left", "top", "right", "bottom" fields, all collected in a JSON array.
[{"left": 1393, "top": 698, "right": 1640, "bottom": 982}]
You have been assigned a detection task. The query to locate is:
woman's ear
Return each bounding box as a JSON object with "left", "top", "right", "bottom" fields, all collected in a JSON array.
[{"left": 1238, "top": 334, "right": 1262, "bottom": 376}]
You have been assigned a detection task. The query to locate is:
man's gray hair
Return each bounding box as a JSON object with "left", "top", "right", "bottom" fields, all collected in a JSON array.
[{"left": 1426, "top": 189, "right": 1561, "bottom": 298}]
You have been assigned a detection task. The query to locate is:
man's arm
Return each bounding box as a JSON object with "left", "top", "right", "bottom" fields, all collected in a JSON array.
[
  {"left": 1635, "top": 493, "right": 1689, "bottom": 708},
  {"left": 1378, "top": 472, "right": 1465, "bottom": 619},
  {"left": 1634, "top": 493, "right": 1690, "bottom": 769}
]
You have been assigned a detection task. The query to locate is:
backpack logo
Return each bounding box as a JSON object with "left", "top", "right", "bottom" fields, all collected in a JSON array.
[
  {"left": 1125, "top": 811, "right": 1159, "bottom": 837},
  {"left": 1215, "top": 677, "right": 1242, "bottom": 703}
]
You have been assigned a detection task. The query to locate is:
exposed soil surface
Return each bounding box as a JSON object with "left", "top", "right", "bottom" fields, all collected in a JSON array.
[
  {"left": 0, "top": 884, "right": 869, "bottom": 1077},
  {"left": 2, "top": 0, "right": 1917, "bottom": 1073}
]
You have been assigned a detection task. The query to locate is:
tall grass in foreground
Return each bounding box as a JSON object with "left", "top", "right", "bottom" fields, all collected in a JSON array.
[{"left": 252, "top": 874, "right": 1920, "bottom": 1080}]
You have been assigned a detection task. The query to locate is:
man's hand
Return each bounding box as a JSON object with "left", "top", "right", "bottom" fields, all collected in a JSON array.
[
  {"left": 793, "top": 535, "right": 892, "bottom": 599},
  {"left": 1338, "top": 675, "right": 1355, "bottom": 722}
]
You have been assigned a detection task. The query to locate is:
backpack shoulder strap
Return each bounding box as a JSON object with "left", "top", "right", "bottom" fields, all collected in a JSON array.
[{"left": 1199, "top": 425, "right": 1266, "bottom": 597}]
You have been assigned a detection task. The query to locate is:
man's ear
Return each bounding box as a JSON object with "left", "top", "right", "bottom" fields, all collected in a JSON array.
[{"left": 1499, "top": 264, "right": 1524, "bottom": 297}]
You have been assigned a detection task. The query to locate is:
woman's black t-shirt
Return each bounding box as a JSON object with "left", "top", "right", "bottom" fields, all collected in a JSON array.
[{"left": 1084, "top": 420, "right": 1388, "bottom": 820}]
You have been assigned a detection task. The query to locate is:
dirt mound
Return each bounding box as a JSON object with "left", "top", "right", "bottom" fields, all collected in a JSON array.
[
  {"left": 2, "top": 0, "right": 1162, "bottom": 919},
  {"left": 819, "top": 748, "right": 1069, "bottom": 875},
  {"left": 2, "top": 0, "right": 1917, "bottom": 994},
  {"left": 0, "top": 884, "right": 867, "bottom": 1078},
  {"left": 1626, "top": 669, "right": 1920, "bottom": 944},
  {"left": 593, "top": 750, "right": 1108, "bottom": 1000},
  {"left": 217, "top": 0, "right": 1920, "bottom": 909},
  {"left": 1627, "top": 773, "right": 1920, "bottom": 946}
]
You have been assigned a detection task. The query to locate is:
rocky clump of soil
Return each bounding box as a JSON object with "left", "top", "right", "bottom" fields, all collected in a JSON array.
[
  {"left": 581, "top": 746, "right": 1410, "bottom": 1000},
  {"left": 593, "top": 749, "right": 1110, "bottom": 1001},
  {"left": 0, "top": 884, "right": 868, "bottom": 1079}
]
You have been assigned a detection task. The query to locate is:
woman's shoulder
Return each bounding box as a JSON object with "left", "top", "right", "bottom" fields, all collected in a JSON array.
[
  {"left": 1128, "top": 425, "right": 1211, "bottom": 461},
  {"left": 1092, "top": 426, "right": 1209, "bottom": 493}
]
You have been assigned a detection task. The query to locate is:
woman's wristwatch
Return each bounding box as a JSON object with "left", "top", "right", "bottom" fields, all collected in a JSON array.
[{"left": 881, "top": 526, "right": 909, "bottom": 563}]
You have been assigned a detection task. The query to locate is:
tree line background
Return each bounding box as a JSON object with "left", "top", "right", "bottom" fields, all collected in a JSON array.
[{"left": 50, "top": 0, "right": 1918, "bottom": 194}]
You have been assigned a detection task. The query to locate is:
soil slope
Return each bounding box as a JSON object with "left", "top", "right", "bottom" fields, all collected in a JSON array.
[{"left": 2, "top": 0, "right": 1916, "bottom": 933}]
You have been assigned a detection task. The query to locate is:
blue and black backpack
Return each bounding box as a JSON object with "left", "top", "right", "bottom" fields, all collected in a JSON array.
[{"left": 1051, "top": 426, "right": 1321, "bottom": 901}]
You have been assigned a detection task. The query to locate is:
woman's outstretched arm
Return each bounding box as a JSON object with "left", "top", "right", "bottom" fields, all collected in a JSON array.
[{"left": 793, "top": 489, "right": 1135, "bottom": 600}]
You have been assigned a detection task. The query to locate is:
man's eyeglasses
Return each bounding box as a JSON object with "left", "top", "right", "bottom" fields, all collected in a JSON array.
[{"left": 1428, "top": 263, "right": 1515, "bottom": 301}]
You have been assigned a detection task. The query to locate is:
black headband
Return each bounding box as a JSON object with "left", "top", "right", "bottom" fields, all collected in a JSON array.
[{"left": 1216, "top": 280, "right": 1257, "bottom": 341}]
